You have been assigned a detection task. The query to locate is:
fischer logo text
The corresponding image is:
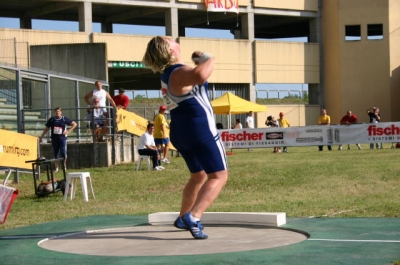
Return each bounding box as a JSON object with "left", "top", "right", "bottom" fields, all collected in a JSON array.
[
  {"left": 221, "top": 131, "right": 263, "bottom": 141},
  {"left": 367, "top": 125, "right": 400, "bottom": 136}
]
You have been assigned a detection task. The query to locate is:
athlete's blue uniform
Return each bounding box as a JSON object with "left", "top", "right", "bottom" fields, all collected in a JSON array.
[
  {"left": 45, "top": 116, "right": 73, "bottom": 160},
  {"left": 161, "top": 64, "right": 227, "bottom": 174}
]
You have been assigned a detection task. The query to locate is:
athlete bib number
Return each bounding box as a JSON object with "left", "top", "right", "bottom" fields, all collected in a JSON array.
[
  {"left": 53, "top": 126, "right": 63, "bottom": 135},
  {"left": 161, "top": 88, "right": 178, "bottom": 110}
]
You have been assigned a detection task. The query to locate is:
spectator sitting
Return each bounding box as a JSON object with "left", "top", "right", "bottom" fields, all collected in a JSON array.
[
  {"left": 216, "top": 123, "right": 223, "bottom": 129},
  {"left": 233, "top": 119, "right": 242, "bottom": 129},
  {"left": 85, "top": 98, "right": 108, "bottom": 142},
  {"left": 137, "top": 123, "right": 164, "bottom": 171}
]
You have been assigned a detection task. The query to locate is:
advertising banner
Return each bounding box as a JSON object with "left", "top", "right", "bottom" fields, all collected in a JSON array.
[
  {"left": 205, "top": 0, "right": 239, "bottom": 13},
  {"left": 0, "top": 129, "right": 38, "bottom": 170},
  {"left": 115, "top": 108, "right": 148, "bottom": 137},
  {"left": 115, "top": 109, "right": 176, "bottom": 151},
  {"left": 219, "top": 122, "right": 400, "bottom": 149}
]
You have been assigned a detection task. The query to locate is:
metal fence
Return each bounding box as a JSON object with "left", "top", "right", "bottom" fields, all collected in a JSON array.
[
  {"left": 128, "top": 88, "right": 305, "bottom": 101},
  {"left": 256, "top": 89, "right": 305, "bottom": 99}
]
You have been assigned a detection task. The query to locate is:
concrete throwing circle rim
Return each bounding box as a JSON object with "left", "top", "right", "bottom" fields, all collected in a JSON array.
[{"left": 38, "top": 224, "right": 308, "bottom": 256}]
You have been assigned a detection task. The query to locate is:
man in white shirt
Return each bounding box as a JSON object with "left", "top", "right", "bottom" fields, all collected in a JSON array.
[
  {"left": 246, "top": 111, "right": 254, "bottom": 151},
  {"left": 246, "top": 111, "right": 254, "bottom": 129},
  {"left": 137, "top": 123, "right": 164, "bottom": 171},
  {"left": 84, "top": 80, "right": 117, "bottom": 115}
]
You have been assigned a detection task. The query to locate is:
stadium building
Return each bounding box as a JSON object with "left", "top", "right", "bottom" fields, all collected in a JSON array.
[{"left": 0, "top": 0, "right": 399, "bottom": 125}]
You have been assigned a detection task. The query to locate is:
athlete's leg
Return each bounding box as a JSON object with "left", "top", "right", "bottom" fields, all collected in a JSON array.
[
  {"left": 180, "top": 169, "right": 228, "bottom": 239},
  {"left": 190, "top": 169, "right": 228, "bottom": 219},
  {"left": 179, "top": 171, "right": 207, "bottom": 217},
  {"left": 59, "top": 138, "right": 67, "bottom": 168},
  {"left": 52, "top": 139, "right": 61, "bottom": 171}
]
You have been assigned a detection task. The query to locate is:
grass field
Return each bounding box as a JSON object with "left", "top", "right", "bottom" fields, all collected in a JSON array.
[{"left": 1, "top": 144, "right": 399, "bottom": 231}]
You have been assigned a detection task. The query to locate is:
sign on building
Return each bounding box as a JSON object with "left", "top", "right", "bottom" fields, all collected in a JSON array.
[{"left": 108, "top": 61, "right": 146, "bottom": 68}]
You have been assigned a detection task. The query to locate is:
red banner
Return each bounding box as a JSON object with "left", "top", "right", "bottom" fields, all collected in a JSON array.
[
  {"left": 205, "top": 0, "right": 239, "bottom": 13},
  {"left": 0, "top": 185, "right": 18, "bottom": 224}
]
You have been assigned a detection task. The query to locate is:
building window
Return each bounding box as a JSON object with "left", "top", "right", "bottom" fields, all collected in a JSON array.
[
  {"left": 345, "top": 25, "right": 361, "bottom": 41},
  {"left": 367, "top": 24, "right": 383, "bottom": 40}
]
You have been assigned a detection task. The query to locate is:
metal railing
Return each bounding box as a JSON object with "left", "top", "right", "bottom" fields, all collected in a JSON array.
[
  {"left": 255, "top": 89, "right": 305, "bottom": 99},
  {"left": 20, "top": 106, "right": 118, "bottom": 142},
  {"left": 0, "top": 88, "right": 16, "bottom": 105},
  {"left": 128, "top": 89, "right": 306, "bottom": 100},
  {"left": 20, "top": 106, "right": 128, "bottom": 167}
]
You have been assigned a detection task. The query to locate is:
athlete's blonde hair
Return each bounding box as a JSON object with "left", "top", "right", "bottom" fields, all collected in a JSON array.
[{"left": 143, "top": 36, "right": 175, "bottom": 73}]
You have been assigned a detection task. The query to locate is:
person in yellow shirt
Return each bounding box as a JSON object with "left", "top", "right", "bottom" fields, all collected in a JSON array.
[
  {"left": 278, "top": 112, "right": 290, "bottom": 153},
  {"left": 153, "top": 106, "right": 170, "bottom": 164},
  {"left": 318, "top": 109, "right": 332, "bottom": 151}
]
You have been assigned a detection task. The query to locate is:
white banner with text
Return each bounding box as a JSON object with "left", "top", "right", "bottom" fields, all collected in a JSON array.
[
  {"left": 219, "top": 122, "right": 400, "bottom": 149},
  {"left": 205, "top": 0, "right": 239, "bottom": 13}
]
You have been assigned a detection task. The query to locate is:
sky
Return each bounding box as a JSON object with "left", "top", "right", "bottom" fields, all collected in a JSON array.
[{"left": 0, "top": 17, "right": 308, "bottom": 99}]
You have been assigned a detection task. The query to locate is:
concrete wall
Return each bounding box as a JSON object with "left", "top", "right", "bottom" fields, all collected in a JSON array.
[
  {"left": 0, "top": 30, "right": 318, "bottom": 84},
  {"left": 322, "top": 0, "right": 392, "bottom": 123},
  {"left": 389, "top": 0, "right": 400, "bottom": 121},
  {"left": 93, "top": 34, "right": 254, "bottom": 84},
  {"left": 255, "top": 41, "right": 320, "bottom": 84},
  {"left": 339, "top": 0, "right": 390, "bottom": 123},
  {"left": 254, "top": 0, "right": 318, "bottom": 11},
  {"left": 256, "top": 104, "right": 321, "bottom": 128},
  {"left": 0, "top": 29, "right": 317, "bottom": 85},
  {"left": 321, "top": 0, "right": 341, "bottom": 116},
  {"left": 39, "top": 138, "right": 137, "bottom": 169},
  {"left": 179, "top": 0, "right": 317, "bottom": 9},
  {"left": 0, "top": 29, "right": 88, "bottom": 44},
  {"left": 0, "top": 39, "right": 29, "bottom": 67},
  {"left": 92, "top": 33, "right": 152, "bottom": 62},
  {"left": 180, "top": 37, "right": 252, "bottom": 83},
  {"left": 30, "top": 43, "right": 107, "bottom": 81}
]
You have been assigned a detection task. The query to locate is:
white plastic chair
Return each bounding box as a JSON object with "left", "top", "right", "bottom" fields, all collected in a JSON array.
[
  {"left": 63, "top": 172, "right": 95, "bottom": 202},
  {"left": 136, "top": 155, "right": 151, "bottom": 171}
]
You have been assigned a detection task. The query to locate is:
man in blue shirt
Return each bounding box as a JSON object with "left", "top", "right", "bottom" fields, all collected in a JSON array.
[{"left": 39, "top": 107, "right": 77, "bottom": 172}]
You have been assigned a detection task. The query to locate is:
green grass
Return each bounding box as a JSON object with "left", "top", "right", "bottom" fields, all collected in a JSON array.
[{"left": 1, "top": 144, "right": 399, "bottom": 231}]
